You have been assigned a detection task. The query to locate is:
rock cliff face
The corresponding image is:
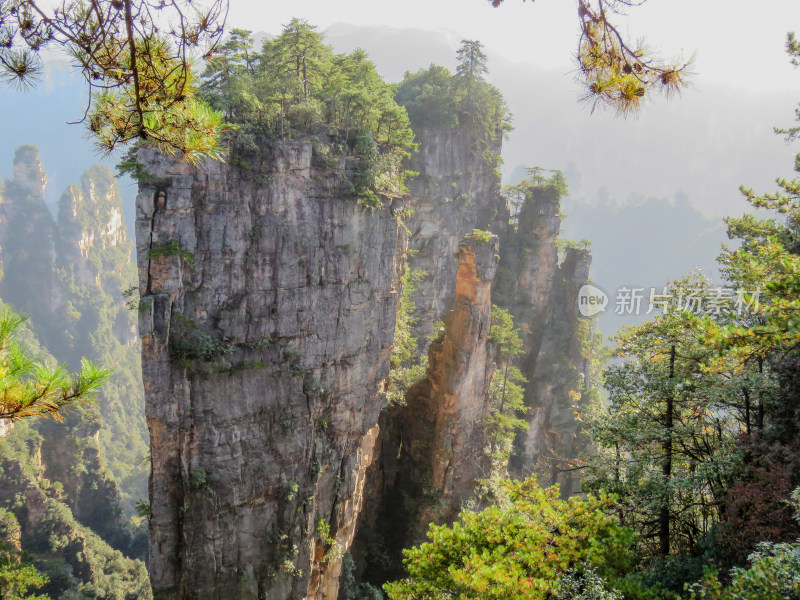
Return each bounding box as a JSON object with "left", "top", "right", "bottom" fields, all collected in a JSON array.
[
  {"left": 350, "top": 128, "right": 506, "bottom": 582},
  {"left": 0, "top": 146, "right": 58, "bottom": 327},
  {"left": 352, "top": 168, "right": 595, "bottom": 586},
  {"left": 136, "top": 141, "right": 403, "bottom": 600},
  {"left": 57, "top": 165, "right": 131, "bottom": 291},
  {"left": 403, "top": 129, "right": 505, "bottom": 349},
  {"left": 512, "top": 247, "right": 592, "bottom": 496},
  {"left": 494, "top": 186, "right": 593, "bottom": 495},
  {"left": 424, "top": 238, "right": 498, "bottom": 505},
  {"left": 353, "top": 237, "right": 499, "bottom": 579},
  {"left": 136, "top": 127, "right": 594, "bottom": 597}
]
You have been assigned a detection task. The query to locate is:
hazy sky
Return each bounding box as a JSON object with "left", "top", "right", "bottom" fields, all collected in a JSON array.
[
  {"left": 11, "top": 0, "right": 800, "bottom": 220},
  {"left": 227, "top": 0, "right": 800, "bottom": 93}
]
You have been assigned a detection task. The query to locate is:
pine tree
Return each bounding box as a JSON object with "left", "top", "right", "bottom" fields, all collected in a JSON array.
[{"left": 0, "top": 309, "right": 107, "bottom": 422}]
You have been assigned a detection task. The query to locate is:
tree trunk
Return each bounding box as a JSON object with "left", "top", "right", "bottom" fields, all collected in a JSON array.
[
  {"left": 659, "top": 343, "right": 676, "bottom": 557},
  {"left": 743, "top": 387, "right": 751, "bottom": 436}
]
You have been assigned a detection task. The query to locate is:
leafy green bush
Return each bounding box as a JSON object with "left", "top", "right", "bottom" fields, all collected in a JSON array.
[
  {"left": 384, "top": 478, "right": 635, "bottom": 600},
  {"left": 170, "top": 330, "right": 234, "bottom": 362},
  {"left": 147, "top": 240, "right": 194, "bottom": 266},
  {"left": 464, "top": 229, "right": 493, "bottom": 245}
]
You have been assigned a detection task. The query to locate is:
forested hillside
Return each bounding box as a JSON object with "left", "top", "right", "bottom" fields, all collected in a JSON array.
[{"left": 0, "top": 147, "right": 151, "bottom": 598}]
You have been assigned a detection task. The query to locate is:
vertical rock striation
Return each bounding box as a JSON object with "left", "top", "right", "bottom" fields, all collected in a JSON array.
[
  {"left": 351, "top": 128, "right": 506, "bottom": 582},
  {"left": 514, "top": 247, "right": 592, "bottom": 496},
  {"left": 136, "top": 140, "right": 403, "bottom": 600},
  {"left": 406, "top": 236, "right": 499, "bottom": 517},
  {"left": 403, "top": 128, "right": 505, "bottom": 349},
  {"left": 352, "top": 237, "right": 499, "bottom": 583},
  {"left": 420, "top": 237, "right": 499, "bottom": 507},
  {"left": 494, "top": 185, "right": 594, "bottom": 495}
]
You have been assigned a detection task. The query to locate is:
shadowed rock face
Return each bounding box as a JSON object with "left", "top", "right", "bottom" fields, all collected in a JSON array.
[
  {"left": 425, "top": 238, "right": 499, "bottom": 507},
  {"left": 513, "top": 246, "right": 593, "bottom": 497},
  {"left": 493, "top": 186, "right": 593, "bottom": 495},
  {"left": 135, "top": 141, "right": 403, "bottom": 600},
  {"left": 352, "top": 237, "right": 501, "bottom": 583},
  {"left": 350, "top": 127, "right": 507, "bottom": 582}
]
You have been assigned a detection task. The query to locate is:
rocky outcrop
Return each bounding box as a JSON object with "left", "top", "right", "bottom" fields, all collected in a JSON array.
[
  {"left": 352, "top": 236, "right": 500, "bottom": 583},
  {"left": 58, "top": 165, "right": 131, "bottom": 292},
  {"left": 493, "top": 184, "right": 593, "bottom": 495},
  {"left": 350, "top": 127, "right": 506, "bottom": 582},
  {"left": 0, "top": 145, "right": 58, "bottom": 328},
  {"left": 514, "top": 247, "right": 592, "bottom": 496},
  {"left": 493, "top": 182, "right": 562, "bottom": 365},
  {"left": 136, "top": 140, "right": 403, "bottom": 600},
  {"left": 0, "top": 146, "right": 148, "bottom": 576},
  {"left": 404, "top": 128, "right": 506, "bottom": 350},
  {"left": 418, "top": 237, "right": 499, "bottom": 507}
]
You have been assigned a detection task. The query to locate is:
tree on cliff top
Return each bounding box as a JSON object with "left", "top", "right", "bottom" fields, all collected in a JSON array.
[
  {"left": 0, "top": 0, "right": 228, "bottom": 161},
  {"left": 0, "top": 308, "right": 108, "bottom": 422},
  {"left": 395, "top": 40, "right": 512, "bottom": 169}
]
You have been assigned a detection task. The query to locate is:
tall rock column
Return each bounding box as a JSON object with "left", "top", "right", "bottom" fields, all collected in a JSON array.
[
  {"left": 494, "top": 182, "right": 594, "bottom": 495},
  {"left": 355, "top": 236, "right": 498, "bottom": 581},
  {"left": 135, "top": 141, "right": 402, "bottom": 600},
  {"left": 404, "top": 128, "right": 506, "bottom": 349},
  {"left": 0, "top": 145, "right": 57, "bottom": 329},
  {"left": 422, "top": 236, "right": 499, "bottom": 504},
  {"left": 352, "top": 126, "right": 506, "bottom": 583},
  {"left": 515, "top": 247, "right": 593, "bottom": 496}
]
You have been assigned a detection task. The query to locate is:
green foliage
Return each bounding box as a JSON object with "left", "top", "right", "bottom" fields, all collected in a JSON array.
[
  {"left": 464, "top": 229, "right": 493, "bottom": 245},
  {"left": 393, "top": 65, "right": 458, "bottom": 130},
  {"left": 134, "top": 500, "right": 150, "bottom": 519},
  {"left": 488, "top": 306, "right": 523, "bottom": 357},
  {"left": 0, "top": 424, "right": 151, "bottom": 599},
  {"left": 572, "top": 0, "right": 691, "bottom": 117},
  {"left": 555, "top": 566, "right": 623, "bottom": 600},
  {"left": 199, "top": 20, "right": 415, "bottom": 203},
  {"left": 115, "top": 145, "right": 154, "bottom": 184},
  {"left": 170, "top": 329, "right": 235, "bottom": 363},
  {"left": 121, "top": 286, "right": 141, "bottom": 313},
  {"left": 395, "top": 41, "right": 512, "bottom": 168},
  {"left": 504, "top": 168, "right": 567, "bottom": 229},
  {"left": 0, "top": 541, "right": 49, "bottom": 600},
  {"left": 689, "top": 489, "right": 800, "bottom": 599},
  {"left": 576, "top": 44, "right": 800, "bottom": 585},
  {"left": 384, "top": 478, "right": 634, "bottom": 600},
  {"left": 584, "top": 276, "right": 747, "bottom": 558},
  {"left": 0, "top": 308, "right": 109, "bottom": 422},
  {"left": 0, "top": 0, "right": 228, "bottom": 160},
  {"left": 387, "top": 269, "right": 428, "bottom": 405},
  {"left": 189, "top": 468, "right": 208, "bottom": 490},
  {"left": 338, "top": 553, "right": 384, "bottom": 600},
  {"left": 480, "top": 306, "right": 527, "bottom": 494},
  {"left": 147, "top": 240, "right": 195, "bottom": 266},
  {"left": 316, "top": 516, "right": 331, "bottom": 542}
]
